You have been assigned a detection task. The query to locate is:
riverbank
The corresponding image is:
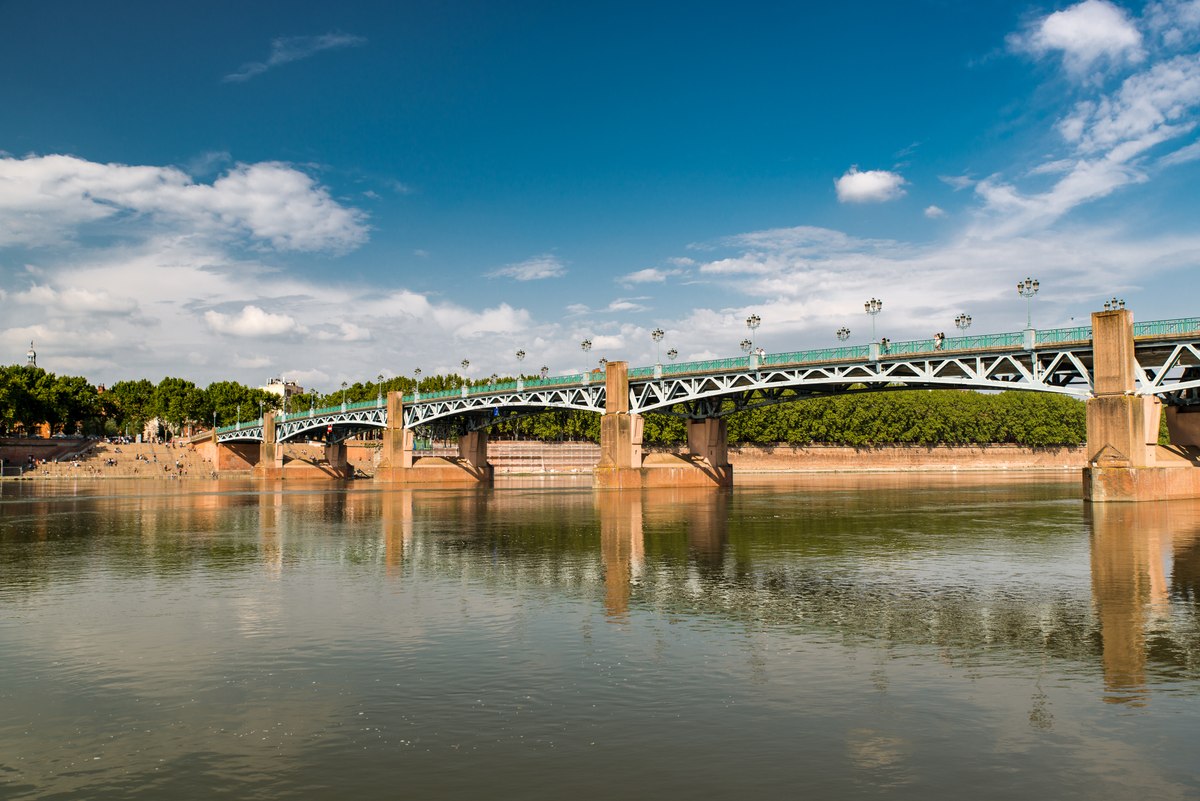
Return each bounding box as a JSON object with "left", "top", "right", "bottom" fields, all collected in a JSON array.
[{"left": 3, "top": 439, "right": 1085, "bottom": 479}]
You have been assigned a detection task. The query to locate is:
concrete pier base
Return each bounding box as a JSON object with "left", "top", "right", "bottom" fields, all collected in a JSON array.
[
  {"left": 594, "top": 362, "right": 733, "bottom": 488},
  {"left": 1084, "top": 309, "right": 1200, "bottom": 502},
  {"left": 374, "top": 392, "right": 493, "bottom": 484}
]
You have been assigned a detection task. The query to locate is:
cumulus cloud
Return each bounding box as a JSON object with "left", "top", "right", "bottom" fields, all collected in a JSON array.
[
  {"left": 0, "top": 154, "right": 369, "bottom": 252},
  {"left": 224, "top": 33, "right": 366, "bottom": 83},
  {"left": 924, "top": 205, "right": 947, "bottom": 218},
  {"left": 1008, "top": 0, "right": 1144, "bottom": 77},
  {"left": 204, "top": 305, "right": 302, "bottom": 338},
  {"left": 834, "top": 167, "right": 907, "bottom": 203},
  {"left": 487, "top": 254, "right": 566, "bottom": 281}
]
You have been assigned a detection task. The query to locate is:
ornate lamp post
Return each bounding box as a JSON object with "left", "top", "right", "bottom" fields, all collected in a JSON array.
[
  {"left": 864, "top": 298, "right": 883, "bottom": 342},
  {"left": 340, "top": 381, "right": 348, "bottom": 409},
  {"left": 667, "top": 348, "right": 678, "bottom": 362},
  {"left": 581, "top": 339, "right": 593, "bottom": 383},
  {"left": 540, "top": 365, "right": 549, "bottom": 380},
  {"left": 212, "top": 410, "right": 217, "bottom": 431},
  {"left": 376, "top": 373, "right": 385, "bottom": 404},
  {"left": 740, "top": 338, "right": 752, "bottom": 353},
  {"left": 259, "top": 399, "right": 264, "bottom": 421},
  {"left": 651, "top": 328, "right": 665, "bottom": 378},
  {"left": 1103, "top": 297, "right": 1125, "bottom": 311},
  {"left": 745, "top": 313, "right": 761, "bottom": 352},
  {"left": 460, "top": 359, "right": 470, "bottom": 397},
  {"left": 516, "top": 349, "right": 526, "bottom": 390},
  {"left": 955, "top": 313, "right": 972, "bottom": 331},
  {"left": 489, "top": 373, "right": 498, "bottom": 389},
  {"left": 236, "top": 403, "right": 241, "bottom": 429},
  {"left": 1017, "top": 277, "right": 1039, "bottom": 328},
  {"left": 836, "top": 326, "right": 851, "bottom": 342}
]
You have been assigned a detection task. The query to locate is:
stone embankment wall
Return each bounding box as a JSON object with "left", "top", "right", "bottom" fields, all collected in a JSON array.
[
  {"left": 351, "top": 441, "right": 1084, "bottom": 475},
  {"left": 727, "top": 443, "right": 1084, "bottom": 472},
  {"left": 11, "top": 440, "right": 217, "bottom": 479}
]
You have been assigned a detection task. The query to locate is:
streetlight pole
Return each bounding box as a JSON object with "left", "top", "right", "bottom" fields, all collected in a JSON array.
[
  {"left": 1103, "top": 297, "right": 1125, "bottom": 311},
  {"left": 515, "top": 349, "right": 525, "bottom": 390},
  {"left": 667, "top": 348, "right": 678, "bottom": 363},
  {"left": 460, "top": 359, "right": 470, "bottom": 397},
  {"left": 540, "top": 365, "right": 549, "bottom": 380},
  {"left": 836, "top": 326, "right": 851, "bottom": 342},
  {"left": 864, "top": 298, "right": 882, "bottom": 342},
  {"left": 580, "top": 339, "right": 592, "bottom": 383},
  {"left": 341, "top": 381, "right": 348, "bottom": 410},
  {"left": 651, "top": 328, "right": 665, "bottom": 377},
  {"left": 236, "top": 404, "right": 241, "bottom": 429},
  {"left": 955, "top": 313, "right": 972, "bottom": 331},
  {"left": 745, "top": 314, "right": 761, "bottom": 352},
  {"left": 1017, "top": 277, "right": 1039, "bottom": 329}
]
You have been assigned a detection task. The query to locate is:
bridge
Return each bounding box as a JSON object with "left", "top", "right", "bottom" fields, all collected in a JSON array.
[{"left": 196, "top": 308, "right": 1200, "bottom": 501}]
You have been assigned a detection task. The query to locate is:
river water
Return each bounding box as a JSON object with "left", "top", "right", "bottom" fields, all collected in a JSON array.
[{"left": 1, "top": 474, "right": 1198, "bottom": 800}]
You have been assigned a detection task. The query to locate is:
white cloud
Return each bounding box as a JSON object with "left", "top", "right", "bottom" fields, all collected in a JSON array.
[
  {"left": 315, "top": 321, "right": 372, "bottom": 342},
  {"left": 0, "top": 155, "right": 369, "bottom": 252},
  {"left": 940, "top": 175, "right": 975, "bottom": 191},
  {"left": 667, "top": 256, "right": 696, "bottom": 266},
  {"left": 204, "top": 305, "right": 302, "bottom": 338},
  {"left": 224, "top": 33, "right": 366, "bottom": 83},
  {"left": 1009, "top": 0, "right": 1144, "bottom": 77},
  {"left": 618, "top": 267, "right": 684, "bottom": 285},
  {"left": 13, "top": 284, "right": 138, "bottom": 314},
  {"left": 487, "top": 254, "right": 566, "bottom": 281},
  {"left": 834, "top": 167, "right": 907, "bottom": 203},
  {"left": 1159, "top": 137, "right": 1200, "bottom": 164},
  {"left": 606, "top": 298, "right": 648, "bottom": 313},
  {"left": 924, "top": 205, "right": 947, "bottom": 218}
]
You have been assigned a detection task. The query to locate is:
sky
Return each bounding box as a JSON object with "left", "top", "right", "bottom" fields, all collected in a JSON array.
[{"left": 3, "top": 0, "right": 1200, "bottom": 391}]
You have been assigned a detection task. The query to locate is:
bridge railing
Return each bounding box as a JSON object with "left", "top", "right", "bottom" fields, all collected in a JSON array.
[{"left": 1134, "top": 317, "right": 1200, "bottom": 337}]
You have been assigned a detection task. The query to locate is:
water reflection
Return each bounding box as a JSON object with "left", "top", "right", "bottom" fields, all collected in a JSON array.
[{"left": 1088, "top": 500, "right": 1200, "bottom": 705}]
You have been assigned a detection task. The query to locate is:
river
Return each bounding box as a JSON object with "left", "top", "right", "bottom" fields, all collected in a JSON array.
[{"left": 1, "top": 473, "right": 1198, "bottom": 799}]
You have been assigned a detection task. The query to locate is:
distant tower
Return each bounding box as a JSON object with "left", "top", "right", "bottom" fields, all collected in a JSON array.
[{"left": 25, "top": 340, "right": 36, "bottom": 367}]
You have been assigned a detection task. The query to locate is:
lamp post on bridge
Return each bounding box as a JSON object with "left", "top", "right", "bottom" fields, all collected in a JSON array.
[
  {"left": 580, "top": 338, "right": 592, "bottom": 384},
  {"left": 413, "top": 368, "right": 422, "bottom": 402},
  {"left": 955, "top": 313, "right": 972, "bottom": 331},
  {"left": 212, "top": 410, "right": 217, "bottom": 432},
  {"left": 652, "top": 328, "right": 665, "bottom": 377},
  {"left": 745, "top": 314, "right": 761, "bottom": 367},
  {"left": 340, "top": 381, "right": 348, "bottom": 410},
  {"left": 236, "top": 404, "right": 241, "bottom": 430},
  {"left": 259, "top": 399, "right": 264, "bottom": 423},
  {"left": 376, "top": 373, "right": 385, "bottom": 405},
  {"left": 460, "top": 359, "right": 470, "bottom": 397},
  {"left": 540, "top": 365, "right": 548, "bottom": 380},
  {"left": 1103, "top": 297, "right": 1125, "bottom": 311},
  {"left": 864, "top": 298, "right": 883, "bottom": 342},
  {"left": 516, "top": 349, "right": 525, "bottom": 390},
  {"left": 667, "top": 348, "right": 678, "bottom": 363},
  {"left": 1017, "top": 277, "right": 1039, "bottom": 329},
  {"left": 836, "top": 326, "right": 851, "bottom": 343}
]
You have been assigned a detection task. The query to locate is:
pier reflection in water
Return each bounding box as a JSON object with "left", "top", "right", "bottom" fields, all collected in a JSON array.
[{"left": 1, "top": 475, "right": 1198, "bottom": 800}]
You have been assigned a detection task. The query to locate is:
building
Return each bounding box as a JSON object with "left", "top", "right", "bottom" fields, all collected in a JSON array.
[{"left": 261, "top": 377, "right": 304, "bottom": 400}]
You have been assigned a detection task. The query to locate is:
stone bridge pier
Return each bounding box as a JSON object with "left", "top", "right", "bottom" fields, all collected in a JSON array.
[
  {"left": 1085, "top": 308, "right": 1200, "bottom": 501},
  {"left": 595, "top": 361, "right": 733, "bottom": 488},
  {"left": 375, "top": 391, "right": 494, "bottom": 484}
]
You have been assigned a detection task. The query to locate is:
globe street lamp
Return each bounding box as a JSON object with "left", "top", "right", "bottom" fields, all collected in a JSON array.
[
  {"left": 740, "top": 338, "right": 753, "bottom": 353},
  {"left": 376, "top": 373, "right": 385, "bottom": 404},
  {"left": 667, "top": 348, "right": 678, "bottom": 362},
  {"left": 236, "top": 403, "right": 241, "bottom": 429},
  {"left": 836, "top": 327, "right": 851, "bottom": 342},
  {"left": 651, "top": 328, "right": 665, "bottom": 378},
  {"left": 745, "top": 314, "right": 761, "bottom": 351},
  {"left": 1103, "top": 297, "right": 1125, "bottom": 311},
  {"left": 516, "top": 349, "right": 526, "bottom": 390},
  {"left": 259, "top": 399, "right": 264, "bottom": 421},
  {"left": 340, "top": 381, "right": 348, "bottom": 409},
  {"left": 489, "top": 373, "right": 498, "bottom": 389},
  {"left": 955, "top": 313, "right": 972, "bottom": 331},
  {"left": 580, "top": 338, "right": 592, "bottom": 354},
  {"left": 1017, "top": 277, "right": 1039, "bottom": 328},
  {"left": 540, "top": 365, "right": 549, "bottom": 380},
  {"left": 460, "top": 359, "right": 470, "bottom": 397},
  {"left": 864, "top": 298, "right": 883, "bottom": 342}
]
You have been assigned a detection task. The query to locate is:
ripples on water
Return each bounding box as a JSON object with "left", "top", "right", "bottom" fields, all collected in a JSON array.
[{"left": 1, "top": 474, "right": 1198, "bottom": 800}]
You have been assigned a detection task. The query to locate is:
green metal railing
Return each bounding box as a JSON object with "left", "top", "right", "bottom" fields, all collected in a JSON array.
[{"left": 1134, "top": 317, "right": 1200, "bottom": 337}]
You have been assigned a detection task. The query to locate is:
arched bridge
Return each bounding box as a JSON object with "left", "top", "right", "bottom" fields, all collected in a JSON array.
[{"left": 214, "top": 315, "right": 1200, "bottom": 444}]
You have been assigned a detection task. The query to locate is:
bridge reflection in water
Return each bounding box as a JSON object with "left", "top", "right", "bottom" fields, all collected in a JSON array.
[
  {"left": 1090, "top": 501, "right": 1200, "bottom": 704},
  {"left": 354, "top": 478, "right": 1200, "bottom": 703}
]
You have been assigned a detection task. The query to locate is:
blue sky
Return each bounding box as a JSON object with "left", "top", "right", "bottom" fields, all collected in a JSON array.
[{"left": 3, "top": 0, "right": 1200, "bottom": 390}]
